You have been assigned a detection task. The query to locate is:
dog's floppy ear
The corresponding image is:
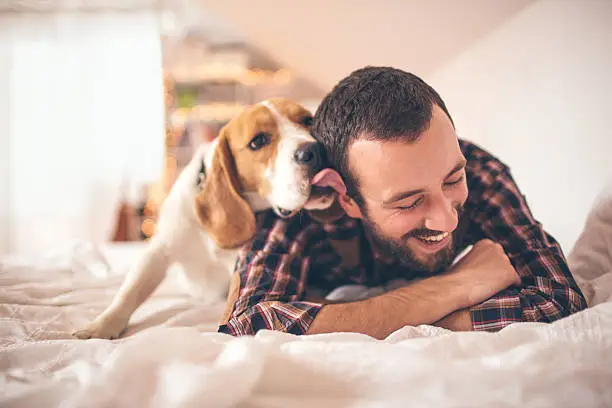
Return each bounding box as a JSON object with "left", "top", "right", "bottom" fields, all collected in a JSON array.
[{"left": 194, "top": 132, "right": 256, "bottom": 249}]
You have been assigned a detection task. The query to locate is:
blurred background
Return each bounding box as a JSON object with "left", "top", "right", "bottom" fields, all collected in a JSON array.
[{"left": 0, "top": 0, "right": 610, "bottom": 257}]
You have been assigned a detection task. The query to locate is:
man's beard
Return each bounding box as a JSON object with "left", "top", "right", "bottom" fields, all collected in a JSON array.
[{"left": 361, "top": 205, "right": 463, "bottom": 275}]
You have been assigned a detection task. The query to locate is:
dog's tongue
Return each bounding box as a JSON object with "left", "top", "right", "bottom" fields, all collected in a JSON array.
[
  {"left": 311, "top": 169, "right": 347, "bottom": 196},
  {"left": 311, "top": 169, "right": 333, "bottom": 186}
]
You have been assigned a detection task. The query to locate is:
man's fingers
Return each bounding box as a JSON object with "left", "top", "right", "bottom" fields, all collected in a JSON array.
[{"left": 474, "top": 238, "right": 496, "bottom": 248}]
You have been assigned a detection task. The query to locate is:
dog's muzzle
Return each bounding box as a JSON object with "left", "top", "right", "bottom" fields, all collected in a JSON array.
[{"left": 294, "top": 142, "right": 326, "bottom": 177}]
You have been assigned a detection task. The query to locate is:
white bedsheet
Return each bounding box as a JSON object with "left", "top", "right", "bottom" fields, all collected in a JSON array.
[{"left": 2, "top": 185, "right": 612, "bottom": 407}]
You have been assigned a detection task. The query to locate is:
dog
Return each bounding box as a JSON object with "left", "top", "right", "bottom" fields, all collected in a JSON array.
[{"left": 73, "top": 98, "right": 336, "bottom": 340}]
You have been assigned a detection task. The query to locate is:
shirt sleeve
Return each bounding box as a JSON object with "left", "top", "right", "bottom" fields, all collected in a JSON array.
[
  {"left": 465, "top": 164, "right": 588, "bottom": 331},
  {"left": 218, "top": 213, "right": 325, "bottom": 336}
]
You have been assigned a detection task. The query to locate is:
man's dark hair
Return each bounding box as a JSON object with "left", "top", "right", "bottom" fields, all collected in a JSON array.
[{"left": 312, "top": 66, "right": 454, "bottom": 207}]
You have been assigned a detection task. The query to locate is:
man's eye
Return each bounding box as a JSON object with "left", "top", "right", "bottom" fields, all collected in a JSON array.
[
  {"left": 397, "top": 197, "right": 423, "bottom": 211},
  {"left": 248, "top": 132, "right": 271, "bottom": 151},
  {"left": 444, "top": 175, "right": 464, "bottom": 187},
  {"left": 300, "top": 115, "right": 313, "bottom": 127}
]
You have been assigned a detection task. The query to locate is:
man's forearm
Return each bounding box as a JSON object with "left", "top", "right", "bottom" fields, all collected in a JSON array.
[{"left": 307, "top": 274, "right": 470, "bottom": 339}]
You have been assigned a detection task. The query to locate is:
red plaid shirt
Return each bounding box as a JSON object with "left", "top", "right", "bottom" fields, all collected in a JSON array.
[{"left": 218, "top": 140, "right": 587, "bottom": 336}]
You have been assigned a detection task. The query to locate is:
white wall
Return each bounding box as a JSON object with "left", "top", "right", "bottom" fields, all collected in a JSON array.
[
  {"left": 428, "top": 0, "right": 612, "bottom": 252},
  {"left": 201, "top": 0, "right": 534, "bottom": 90}
]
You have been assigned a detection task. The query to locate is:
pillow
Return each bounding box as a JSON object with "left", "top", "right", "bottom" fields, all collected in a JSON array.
[{"left": 568, "top": 179, "right": 612, "bottom": 305}]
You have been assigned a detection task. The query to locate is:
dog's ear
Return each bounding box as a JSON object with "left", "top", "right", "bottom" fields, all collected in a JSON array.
[
  {"left": 194, "top": 131, "right": 256, "bottom": 249},
  {"left": 307, "top": 197, "right": 346, "bottom": 224}
]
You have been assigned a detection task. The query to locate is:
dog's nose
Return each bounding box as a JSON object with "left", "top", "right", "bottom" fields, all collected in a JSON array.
[{"left": 294, "top": 142, "right": 324, "bottom": 170}]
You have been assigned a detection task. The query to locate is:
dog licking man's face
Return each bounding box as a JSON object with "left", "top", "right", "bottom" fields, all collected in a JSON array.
[{"left": 223, "top": 98, "right": 335, "bottom": 218}]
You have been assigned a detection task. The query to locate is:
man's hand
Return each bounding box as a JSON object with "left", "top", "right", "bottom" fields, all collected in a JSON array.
[
  {"left": 449, "top": 239, "right": 522, "bottom": 309},
  {"left": 434, "top": 309, "right": 473, "bottom": 331}
]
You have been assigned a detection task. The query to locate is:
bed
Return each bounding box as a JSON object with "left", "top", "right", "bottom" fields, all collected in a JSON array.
[{"left": 2, "top": 185, "right": 612, "bottom": 408}]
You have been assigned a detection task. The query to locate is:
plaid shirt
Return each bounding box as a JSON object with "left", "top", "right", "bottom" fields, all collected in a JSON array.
[{"left": 218, "top": 140, "right": 587, "bottom": 336}]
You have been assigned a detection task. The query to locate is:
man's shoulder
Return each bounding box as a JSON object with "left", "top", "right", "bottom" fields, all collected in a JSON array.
[
  {"left": 459, "top": 139, "right": 510, "bottom": 178},
  {"left": 248, "top": 210, "right": 312, "bottom": 253},
  {"left": 248, "top": 209, "right": 359, "bottom": 254}
]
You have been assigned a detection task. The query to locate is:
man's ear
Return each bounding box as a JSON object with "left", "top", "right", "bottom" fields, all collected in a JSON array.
[
  {"left": 194, "top": 130, "right": 256, "bottom": 249},
  {"left": 309, "top": 168, "right": 364, "bottom": 221},
  {"left": 337, "top": 193, "right": 364, "bottom": 219},
  {"left": 307, "top": 196, "right": 345, "bottom": 223}
]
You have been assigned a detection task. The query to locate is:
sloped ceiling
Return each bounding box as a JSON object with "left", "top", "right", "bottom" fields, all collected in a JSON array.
[{"left": 199, "top": 0, "right": 535, "bottom": 91}]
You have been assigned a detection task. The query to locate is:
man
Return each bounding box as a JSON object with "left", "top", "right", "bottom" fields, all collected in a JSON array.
[{"left": 218, "top": 66, "right": 587, "bottom": 339}]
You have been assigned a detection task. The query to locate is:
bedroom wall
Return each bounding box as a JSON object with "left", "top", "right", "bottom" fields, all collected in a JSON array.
[
  {"left": 200, "top": 0, "right": 535, "bottom": 91},
  {"left": 427, "top": 0, "right": 612, "bottom": 252}
]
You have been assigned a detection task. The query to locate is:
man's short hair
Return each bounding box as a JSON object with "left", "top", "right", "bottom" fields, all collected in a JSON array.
[{"left": 312, "top": 66, "right": 454, "bottom": 207}]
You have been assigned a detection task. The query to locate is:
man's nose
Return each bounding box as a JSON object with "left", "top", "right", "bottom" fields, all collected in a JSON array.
[
  {"left": 294, "top": 142, "right": 325, "bottom": 175},
  {"left": 424, "top": 195, "right": 459, "bottom": 232}
]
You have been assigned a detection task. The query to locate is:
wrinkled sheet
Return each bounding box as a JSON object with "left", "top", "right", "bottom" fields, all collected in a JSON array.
[{"left": 2, "top": 184, "right": 612, "bottom": 407}]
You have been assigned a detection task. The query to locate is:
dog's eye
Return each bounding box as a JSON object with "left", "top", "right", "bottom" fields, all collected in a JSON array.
[
  {"left": 300, "top": 115, "right": 313, "bottom": 127},
  {"left": 248, "top": 132, "right": 271, "bottom": 151}
]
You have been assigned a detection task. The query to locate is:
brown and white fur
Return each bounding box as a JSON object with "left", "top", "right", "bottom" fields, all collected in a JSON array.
[{"left": 73, "top": 99, "right": 335, "bottom": 340}]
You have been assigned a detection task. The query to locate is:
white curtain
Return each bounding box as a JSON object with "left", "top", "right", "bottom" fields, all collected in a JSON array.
[{"left": 0, "top": 11, "right": 165, "bottom": 255}]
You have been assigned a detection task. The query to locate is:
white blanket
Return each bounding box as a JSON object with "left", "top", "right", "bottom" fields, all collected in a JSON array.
[{"left": 2, "top": 186, "right": 612, "bottom": 407}]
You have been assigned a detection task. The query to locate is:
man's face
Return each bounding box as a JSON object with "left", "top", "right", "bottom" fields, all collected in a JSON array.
[{"left": 346, "top": 106, "right": 468, "bottom": 274}]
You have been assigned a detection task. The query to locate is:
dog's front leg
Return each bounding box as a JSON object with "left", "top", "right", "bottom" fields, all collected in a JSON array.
[{"left": 73, "top": 241, "right": 171, "bottom": 339}]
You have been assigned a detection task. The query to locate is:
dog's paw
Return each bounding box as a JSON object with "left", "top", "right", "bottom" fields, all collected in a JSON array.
[{"left": 72, "top": 318, "right": 127, "bottom": 340}]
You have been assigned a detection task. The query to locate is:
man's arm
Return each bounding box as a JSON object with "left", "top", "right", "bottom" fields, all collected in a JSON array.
[
  {"left": 223, "top": 248, "right": 515, "bottom": 338},
  {"left": 460, "top": 146, "right": 588, "bottom": 331},
  {"left": 309, "top": 239, "right": 520, "bottom": 338},
  {"left": 307, "top": 274, "right": 467, "bottom": 339},
  {"left": 220, "top": 213, "right": 517, "bottom": 338},
  {"left": 220, "top": 239, "right": 470, "bottom": 338},
  {"left": 218, "top": 252, "right": 325, "bottom": 335},
  {"left": 217, "top": 214, "right": 325, "bottom": 335}
]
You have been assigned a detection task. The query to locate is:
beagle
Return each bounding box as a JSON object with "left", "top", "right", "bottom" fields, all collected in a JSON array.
[{"left": 73, "top": 98, "right": 336, "bottom": 340}]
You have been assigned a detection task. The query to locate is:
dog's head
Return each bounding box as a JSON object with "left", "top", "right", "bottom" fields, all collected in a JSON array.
[{"left": 194, "top": 98, "right": 336, "bottom": 249}]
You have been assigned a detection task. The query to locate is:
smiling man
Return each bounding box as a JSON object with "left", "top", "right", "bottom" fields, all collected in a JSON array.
[{"left": 218, "top": 66, "right": 587, "bottom": 339}]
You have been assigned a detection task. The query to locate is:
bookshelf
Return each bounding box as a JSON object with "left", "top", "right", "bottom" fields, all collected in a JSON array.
[{"left": 116, "top": 43, "right": 309, "bottom": 241}]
